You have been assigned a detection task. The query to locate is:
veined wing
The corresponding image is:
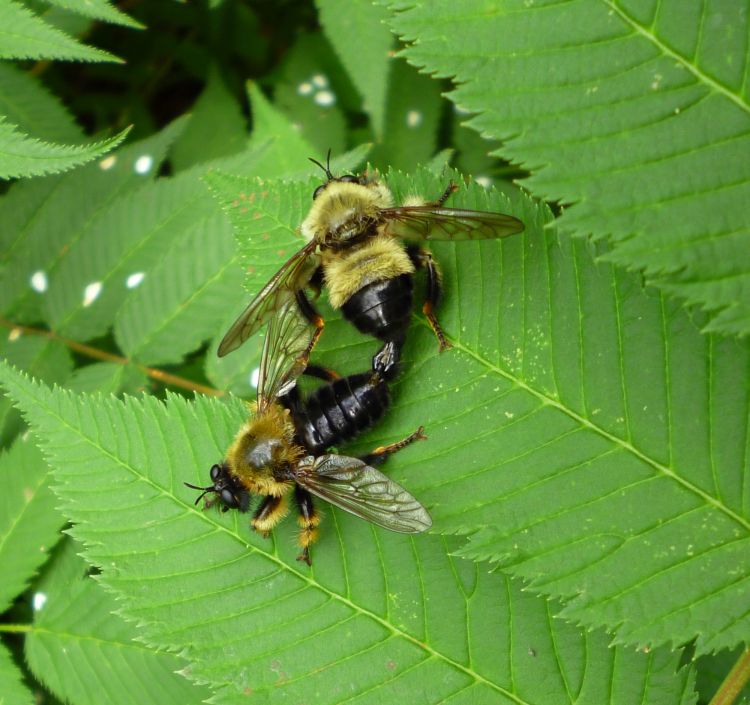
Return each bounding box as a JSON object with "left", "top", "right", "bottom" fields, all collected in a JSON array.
[
  {"left": 217, "top": 241, "right": 319, "bottom": 357},
  {"left": 294, "top": 454, "right": 432, "bottom": 533},
  {"left": 257, "top": 299, "right": 316, "bottom": 412},
  {"left": 382, "top": 205, "right": 524, "bottom": 241}
]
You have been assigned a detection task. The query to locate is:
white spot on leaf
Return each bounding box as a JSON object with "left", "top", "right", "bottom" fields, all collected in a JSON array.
[
  {"left": 33, "top": 592, "right": 47, "bottom": 611},
  {"left": 406, "top": 110, "right": 422, "bottom": 128},
  {"left": 83, "top": 282, "right": 103, "bottom": 307},
  {"left": 134, "top": 155, "right": 153, "bottom": 174},
  {"left": 297, "top": 82, "right": 313, "bottom": 95},
  {"left": 314, "top": 90, "right": 336, "bottom": 107},
  {"left": 312, "top": 74, "right": 328, "bottom": 88},
  {"left": 30, "top": 271, "right": 48, "bottom": 293},
  {"left": 8, "top": 328, "right": 22, "bottom": 342},
  {"left": 99, "top": 155, "right": 116, "bottom": 170},
  {"left": 250, "top": 367, "right": 260, "bottom": 389},
  {"left": 475, "top": 176, "right": 491, "bottom": 188},
  {"left": 126, "top": 272, "right": 145, "bottom": 289}
]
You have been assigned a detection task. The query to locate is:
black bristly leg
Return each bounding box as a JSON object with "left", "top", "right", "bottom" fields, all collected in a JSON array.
[
  {"left": 251, "top": 495, "right": 287, "bottom": 538},
  {"left": 294, "top": 486, "right": 320, "bottom": 565},
  {"left": 406, "top": 246, "right": 451, "bottom": 352},
  {"left": 435, "top": 181, "right": 459, "bottom": 207},
  {"left": 359, "top": 426, "right": 427, "bottom": 467}
]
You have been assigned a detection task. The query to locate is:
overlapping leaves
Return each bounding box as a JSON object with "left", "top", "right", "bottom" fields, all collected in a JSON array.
[
  {"left": 383, "top": 0, "right": 750, "bottom": 338},
  {"left": 0, "top": 365, "right": 695, "bottom": 704}
]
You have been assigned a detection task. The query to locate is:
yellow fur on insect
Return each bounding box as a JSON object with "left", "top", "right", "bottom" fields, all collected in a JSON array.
[
  {"left": 321, "top": 236, "right": 415, "bottom": 308},
  {"left": 300, "top": 180, "right": 393, "bottom": 243},
  {"left": 297, "top": 512, "right": 321, "bottom": 529},
  {"left": 226, "top": 403, "right": 302, "bottom": 497},
  {"left": 252, "top": 495, "right": 290, "bottom": 534},
  {"left": 297, "top": 526, "right": 320, "bottom": 548}
]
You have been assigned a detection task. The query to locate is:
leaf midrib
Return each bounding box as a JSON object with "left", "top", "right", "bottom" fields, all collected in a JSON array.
[
  {"left": 445, "top": 328, "right": 750, "bottom": 533},
  {"left": 605, "top": 0, "right": 750, "bottom": 115},
  {"left": 20, "top": 382, "right": 530, "bottom": 705}
]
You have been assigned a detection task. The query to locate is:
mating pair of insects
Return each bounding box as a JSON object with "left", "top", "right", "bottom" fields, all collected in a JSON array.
[{"left": 186, "top": 157, "right": 524, "bottom": 564}]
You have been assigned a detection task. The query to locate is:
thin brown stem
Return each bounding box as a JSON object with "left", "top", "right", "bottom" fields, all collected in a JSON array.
[
  {"left": 710, "top": 648, "right": 750, "bottom": 705},
  {"left": 0, "top": 318, "right": 224, "bottom": 397}
]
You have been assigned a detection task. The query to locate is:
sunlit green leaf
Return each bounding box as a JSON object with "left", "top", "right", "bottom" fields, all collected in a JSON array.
[
  {"left": 205, "top": 167, "right": 750, "bottom": 655},
  {"left": 0, "top": 118, "right": 129, "bottom": 180},
  {"left": 41, "top": 0, "right": 143, "bottom": 29},
  {"left": 0, "top": 366, "right": 695, "bottom": 704},
  {"left": 0, "top": 640, "right": 33, "bottom": 705},
  {"left": 384, "top": 0, "right": 750, "bottom": 337}
]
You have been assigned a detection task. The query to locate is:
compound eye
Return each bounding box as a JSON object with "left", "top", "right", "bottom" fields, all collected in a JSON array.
[
  {"left": 210, "top": 464, "right": 221, "bottom": 481},
  {"left": 339, "top": 174, "right": 359, "bottom": 184},
  {"left": 313, "top": 184, "right": 325, "bottom": 200},
  {"left": 221, "top": 489, "right": 238, "bottom": 507}
]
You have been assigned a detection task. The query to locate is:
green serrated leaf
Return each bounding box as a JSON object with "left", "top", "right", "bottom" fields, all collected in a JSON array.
[
  {"left": 247, "top": 82, "right": 319, "bottom": 175},
  {"left": 0, "top": 118, "right": 130, "bottom": 180},
  {"left": 115, "top": 211, "right": 244, "bottom": 366},
  {"left": 66, "top": 361, "right": 147, "bottom": 395},
  {"left": 26, "top": 538, "right": 212, "bottom": 705},
  {"left": 204, "top": 166, "right": 750, "bottom": 655},
  {"left": 0, "top": 639, "right": 33, "bottom": 705},
  {"left": 0, "top": 63, "right": 81, "bottom": 143},
  {"left": 385, "top": 0, "right": 750, "bottom": 338},
  {"left": 0, "top": 366, "right": 695, "bottom": 703},
  {"left": 0, "top": 119, "right": 187, "bottom": 323},
  {"left": 315, "top": 0, "right": 393, "bottom": 137},
  {"left": 171, "top": 69, "right": 247, "bottom": 171},
  {"left": 0, "top": 0, "right": 120, "bottom": 62},
  {"left": 369, "top": 57, "right": 443, "bottom": 171},
  {"left": 41, "top": 0, "right": 143, "bottom": 28},
  {"left": 0, "top": 333, "right": 73, "bottom": 447},
  {"left": 0, "top": 436, "right": 62, "bottom": 612}
]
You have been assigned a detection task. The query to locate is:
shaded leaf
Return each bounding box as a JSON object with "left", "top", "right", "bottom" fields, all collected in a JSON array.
[
  {"left": 170, "top": 69, "right": 247, "bottom": 172},
  {"left": 315, "top": 0, "right": 393, "bottom": 137},
  {"left": 385, "top": 0, "right": 750, "bottom": 337},
  {"left": 0, "top": 63, "right": 81, "bottom": 143},
  {"left": 41, "top": 0, "right": 143, "bottom": 29},
  {"left": 26, "top": 538, "right": 212, "bottom": 705},
  {"left": 0, "top": 640, "right": 33, "bottom": 705},
  {"left": 0, "top": 119, "right": 187, "bottom": 322},
  {"left": 0, "top": 0, "right": 120, "bottom": 62},
  {"left": 0, "top": 366, "right": 695, "bottom": 704},
  {"left": 0, "top": 118, "right": 130, "bottom": 180},
  {"left": 0, "top": 436, "right": 62, "bottom": 612}
]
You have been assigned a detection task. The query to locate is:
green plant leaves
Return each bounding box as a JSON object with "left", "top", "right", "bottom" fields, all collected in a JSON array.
[
  {"left": 41, "top": 0, "right": 142, "bottom": 29},
  {"left": 0, "top": 436, "right": 62, "bottom": 612},
  {"left": 25, "top": 539, "right": 210, "bottom": 705},
  {"left": 0, "top": 117, "right": 129, "bottom": 179},
  {"left": 0, "top": 0, "right": 121, "bottom": 62},
  {"left": 0, "top": 364, "right": 696, "bottom": 703},
  {"left": 204, "top": 166, "right": 750, "bottom": 656},
  {"left": 384, "top": 0, "right": 750, "bottom": 338}
]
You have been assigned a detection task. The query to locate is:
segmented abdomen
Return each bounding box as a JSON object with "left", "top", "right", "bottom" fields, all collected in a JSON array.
[
  {"left": 292, "top": 372, "right": 390, "bottom": 455},
  {"left": 341, "top": 273, "right": 413, "bottom": 345}
]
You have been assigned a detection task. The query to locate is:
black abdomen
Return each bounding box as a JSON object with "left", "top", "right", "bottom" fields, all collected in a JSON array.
[
  {"left": 341, "top": 274, "right": 413, "bottom": 345},
  {"left": 289, "top": 372, "right": 390, "bottom": 455}
]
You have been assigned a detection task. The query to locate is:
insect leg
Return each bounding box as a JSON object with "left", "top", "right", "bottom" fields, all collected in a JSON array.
[
  {"left": 251, "top": 495, "right": 289, "bottom": 538},
  {"left": 303, "top": 364, "right": 341, "bottom": 383},
  {"left": 359, "top": 426, "right": 427, "bottom": 467},
  {"left": 294, "top": 486, "right": 320, "bottom": 565},
  {"left": 434, "top": 181, "right": 459, "bottom": 207},
  {"left": 407, "top": 246, "right": 451, "bottom": 352},
  {"left": 295, "top": 289, "right": 326, "bottom": 368}
]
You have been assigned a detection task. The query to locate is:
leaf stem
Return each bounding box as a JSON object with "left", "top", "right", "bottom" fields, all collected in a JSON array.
[
  {"left": 0, "top": 623, "right": 30, "bottom": 633},
  {"left": 709, "top": 648, "right": 750, "bottom": 705},
  {"left": 0, "top": 318, "right": 224, "bottom": 397}
]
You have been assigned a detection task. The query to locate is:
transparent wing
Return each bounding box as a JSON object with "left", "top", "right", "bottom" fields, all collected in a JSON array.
[
  {"left": 256, "top": 299, "right": 316, "bottom": 412},
  {"left": 217, "top": 241, "right": 319, "bottom": 357},
  {"left": 294, "top": 454, "right": 432, "bottom": 533},
  {"left": 381, "top": 205, "right": 524, "bottom": 241}
]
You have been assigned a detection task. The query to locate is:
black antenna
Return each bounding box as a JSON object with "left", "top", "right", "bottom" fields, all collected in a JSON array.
[
  {"left": 308, "top": 148, "right": 333, "bottom": 180},
  {"left": 184, "top": 481, "right": 214, "bottom": 505}
]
